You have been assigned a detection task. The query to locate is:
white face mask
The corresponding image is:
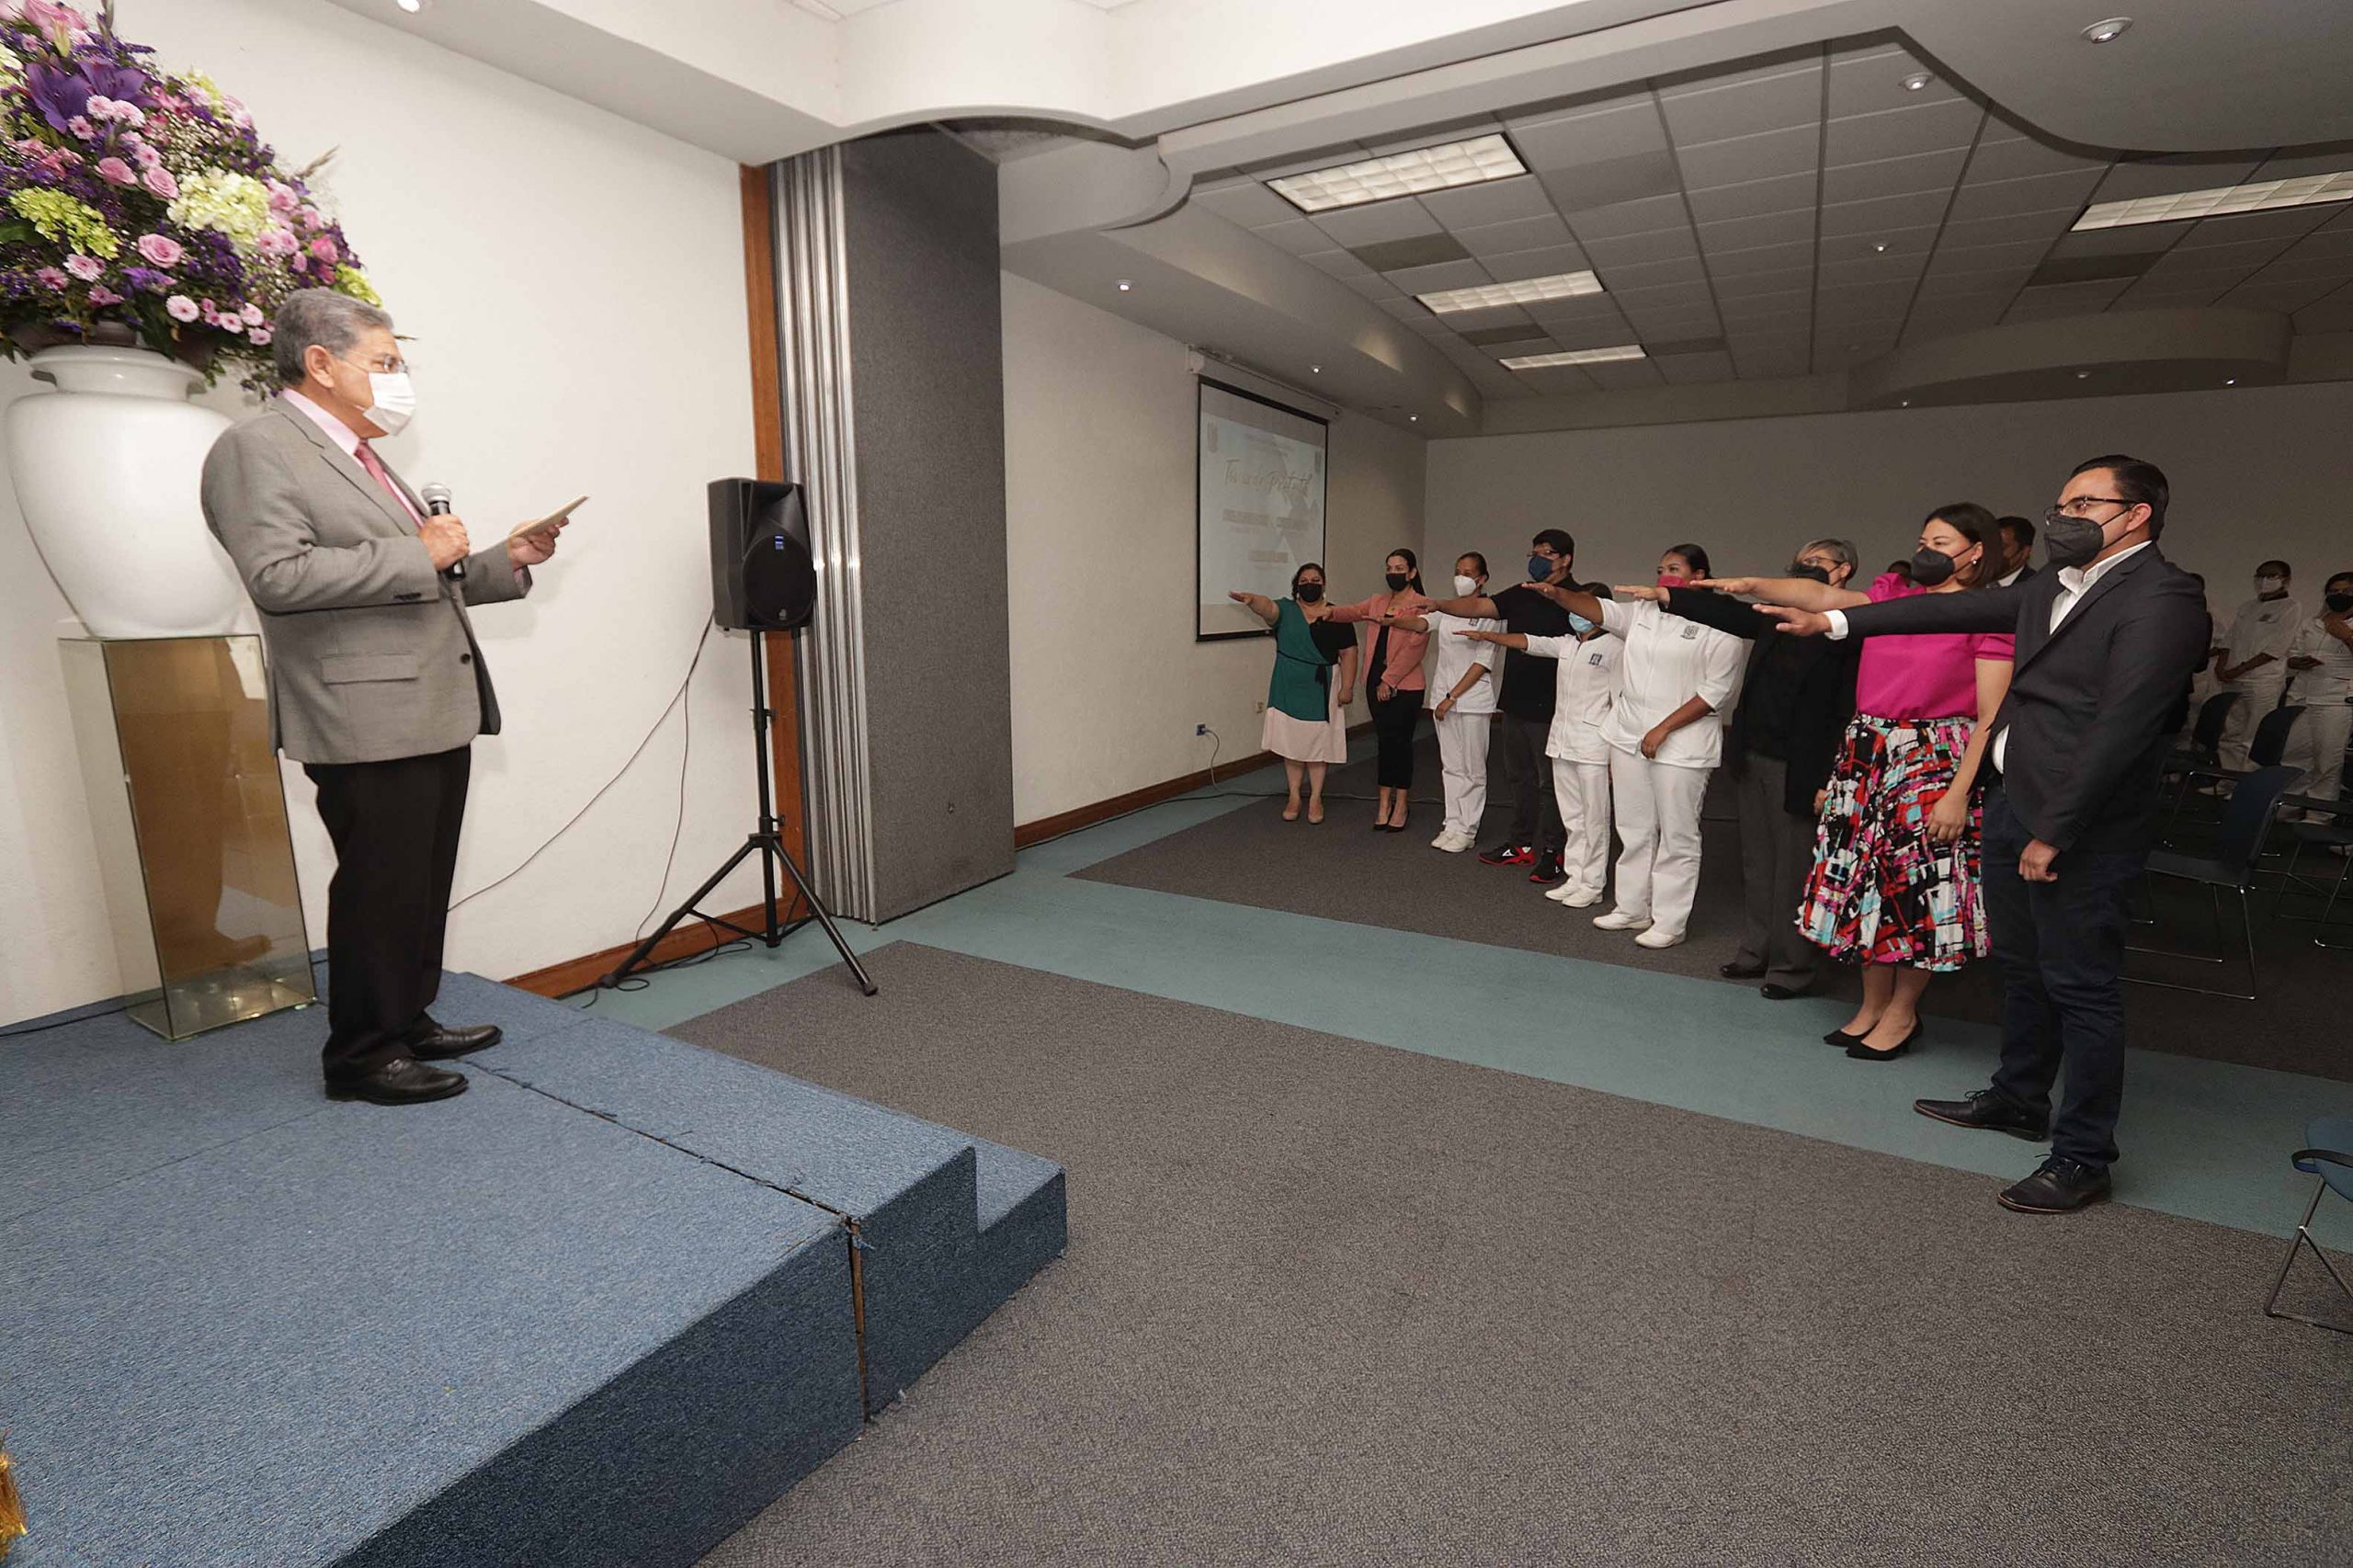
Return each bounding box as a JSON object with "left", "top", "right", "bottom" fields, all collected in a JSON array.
[
  {"left": 362, "top": 370, "right": 417, "bottom": 436},
  {"left": 1452, "top": 574, "right": 1478, "bottom": 597}
]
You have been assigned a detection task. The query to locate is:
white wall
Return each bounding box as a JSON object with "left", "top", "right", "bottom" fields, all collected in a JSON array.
[
  {"left": 0, "top": 0, "right": 763, "bottom": 1025},
  {"left": 1428, "top": 381, "right": 2353, "bottom": 606},
  {"left": 1001, "top": 271, "right": 1427, "bottom": 825}
]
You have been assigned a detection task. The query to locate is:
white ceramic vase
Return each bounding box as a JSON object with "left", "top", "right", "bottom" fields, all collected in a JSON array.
[{"left": 5, "top": 345, "right": 245, "bottom": 638}]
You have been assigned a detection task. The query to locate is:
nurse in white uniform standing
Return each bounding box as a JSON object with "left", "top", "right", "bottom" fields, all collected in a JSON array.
[
  {"left": 1460, "top": 595, "right": 1622, "bottom": 906},
  {"left": 2285, "top": 570, "right": 2353, "bottom": 815},
  {"left": 1525, "top": 547, "right": 1745, "bottom": 949},
  {"left": 2214, "top": 560, "right": 2304, "bottom": 770},
  {"left": 1418, "top": 552, "right": 1503, "bottom": 852}
]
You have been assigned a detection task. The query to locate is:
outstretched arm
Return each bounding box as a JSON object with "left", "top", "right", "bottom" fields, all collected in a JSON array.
[
  {"left": 1700, "top": 574, "right": 1871, "bottom": 612},
  {"left": 1227, "top": 590, "right": 1279, "bottom": 626},
  {"left": 1528, "top": 582, "right": 1605, "bottom": 623}
]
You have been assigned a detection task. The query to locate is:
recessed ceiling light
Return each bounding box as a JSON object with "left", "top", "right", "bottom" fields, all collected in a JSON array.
[
  {"left": 1871, "top": 242, "right": 1889, "bottom": 253},
  {"left": 1500, "top": 345, "right": 1645, "bottom": 369},
  {"left": 395, "top": 0, "right": 426, "bottom": 10},
  {"left": 2224, "top": 378, "right": 2237, "bottom": 386},
  {"left": 1417, "top": 269, "right": 1604, "bottom": 314},
  {"left": 1409, "top": 414, "right": 1420, "bottom": 422},
  {"left": 1900, "top": 71, "right": 1933, "bottom": 91},
  {"left": 2082, "top": 17, "right": 2131, "bottom": 42},
  {"left": 1899, "top": 400, "right": 1911, "bottom": 407},
  {"left": 1115, "top": 278, "right": 1132, "bottom": 291},
  {"left": 2073, "top": 169, "right": 2353, "bottom": 229},
  {"left": 2075, "top": 369, "right": 2091, "bottom": 380},
  {"left": 1310, "top": 364, "right": 1322, "bottom": 374},
  {"left": 1267, "top": 133, "right": 1527, "bottom": 214}
]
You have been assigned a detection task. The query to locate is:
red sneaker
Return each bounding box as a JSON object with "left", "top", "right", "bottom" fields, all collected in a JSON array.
[{"left": 1479, "top": 843, "right": 1534, "bottom": 866}]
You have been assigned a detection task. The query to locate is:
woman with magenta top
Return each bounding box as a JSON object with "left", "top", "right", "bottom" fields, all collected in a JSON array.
[{"left": 1705, "top": 504, "right": 2015, "bottom": 1061}]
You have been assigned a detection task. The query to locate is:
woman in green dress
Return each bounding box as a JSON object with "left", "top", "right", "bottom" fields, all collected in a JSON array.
[{"left": 1230, "top": 562, "right": 1359, "bottom": 824}]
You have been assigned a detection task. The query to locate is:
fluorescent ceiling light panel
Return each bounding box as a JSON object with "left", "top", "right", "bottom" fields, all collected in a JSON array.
[
  {"left": 1416, "top": 269, "right": 1604, "bottom": 314},
  {"left": 2073, "top": 171, "right": 2353, "bottom": 230},
  {"left": 1269, "top": 134, "right": 1527, "bottom": 213},
  {"left": 1500, "top": 346, "right": 1647, "bottom": 369}
]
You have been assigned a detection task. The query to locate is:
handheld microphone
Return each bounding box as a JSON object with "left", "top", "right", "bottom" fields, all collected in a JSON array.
[{"left": 419, "top": 482, "right": 464, "bottom": 580}]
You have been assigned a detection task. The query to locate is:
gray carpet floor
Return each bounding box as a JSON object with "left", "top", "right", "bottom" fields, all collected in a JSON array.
[
  {"left": 1080, "top": 733, "right": 2353, "bottom": 1082},
  {"left": 684, "top": 943, "right": 2352, "bottom": 1568}
]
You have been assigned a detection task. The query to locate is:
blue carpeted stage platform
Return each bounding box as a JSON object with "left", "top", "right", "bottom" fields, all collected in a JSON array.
[{"left": 0, "top": 971, "right": 1065, "bottom": 1567}]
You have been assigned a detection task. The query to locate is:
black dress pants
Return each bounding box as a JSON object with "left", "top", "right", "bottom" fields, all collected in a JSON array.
[
  {"left": 1370, "top": 687, "right": 1421, "bottom": 789},
  {"left": 1981, "top": 786, "right": 2143, "bottom": 1167},
  {"left": 1496, "top": 711, "right": 1565, "bottom": 856},
  {"left": 302, "top": 744, "right": 472, "bottom": 1080}
]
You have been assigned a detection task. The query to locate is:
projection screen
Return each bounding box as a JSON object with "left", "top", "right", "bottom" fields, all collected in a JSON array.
[{"left": 1195, "top": 378, "right": 1329, "bottom": 640}]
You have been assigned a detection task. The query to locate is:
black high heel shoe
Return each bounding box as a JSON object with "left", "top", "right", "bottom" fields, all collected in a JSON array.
[
  {"left": 1824, "top": 1024, "right": 1872, "bottom": 1047},
  {"left": 1846, "top": 1020, "right": 1924, "bottom": 1062}
]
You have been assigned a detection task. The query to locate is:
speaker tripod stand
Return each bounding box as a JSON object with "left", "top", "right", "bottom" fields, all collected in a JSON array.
[{"left": 602, "top": 629, "right": 877, "bottom": 996}]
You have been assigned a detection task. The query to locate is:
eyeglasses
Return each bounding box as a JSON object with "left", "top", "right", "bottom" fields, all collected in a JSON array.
[
  {"left": 340, "top": 352, "right": 409, "bottom": 375},
  {"left": 2043, "top": 496, "right": 2133, "bottom": 526}
]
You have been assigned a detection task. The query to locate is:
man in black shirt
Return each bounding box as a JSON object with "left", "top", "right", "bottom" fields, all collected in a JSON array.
[{"left": 1426, "top": 528, "right": 1577, "bottom": 883}]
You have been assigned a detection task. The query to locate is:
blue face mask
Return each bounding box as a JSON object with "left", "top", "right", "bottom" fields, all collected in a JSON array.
[
  {"left": 1528, "top": 554, "right": 1554, "bottom": 582},
  {"left": 1567, "top": 612, "right": 1596, "bottom": 634}
]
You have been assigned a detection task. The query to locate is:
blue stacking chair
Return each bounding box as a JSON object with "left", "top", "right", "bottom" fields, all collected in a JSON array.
[
  {"left": 2265, "top": 1117, "right": 2353, "bottom": 1335},
  {"left": 2129, "top": 765, "right": 2300, "bottom": 1000}
]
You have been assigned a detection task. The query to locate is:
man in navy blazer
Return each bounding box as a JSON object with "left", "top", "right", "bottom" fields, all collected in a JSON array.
[{"left": 1763, "top": 456, "right": 2209, "bottom": 1214}]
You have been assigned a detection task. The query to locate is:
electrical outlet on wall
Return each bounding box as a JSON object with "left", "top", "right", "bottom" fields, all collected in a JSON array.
[
  {"left": 1255, "top": 700, "right": 1267, "bottom": 713},
  {"left": 1195, "top": 723, "right": 1209, "bottom": 736}
]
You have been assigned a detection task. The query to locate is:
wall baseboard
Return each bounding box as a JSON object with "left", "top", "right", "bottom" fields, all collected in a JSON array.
[
  {"left": 503, "top": 895, "right": 807, "bottom": 999},
  {"left": 1010, "top": 719, "right": 1373, "bottom": 849}
]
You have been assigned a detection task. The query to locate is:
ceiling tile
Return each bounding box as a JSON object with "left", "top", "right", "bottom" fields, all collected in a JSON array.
[
  {"left": 1416, "top": 175, "right": 1559, "bottom": 229},
  {"left": 1912, "top": 268, "right": 2024, "bottom": 301},
  {"left": 2113, "top": 278, "right": 2234, "bottom": 309},
  {"left": 1717, "top": 288, "right": 1813, "bottom": 320},
  {"left": 1339, "top": 270, "right": 1405, "bottom": 301},
  {"left": 2251, "top": 250, "right": 2353, "bottom": 283},
  {"left": 1234, "top": 142, "right": 1370, "bottom": 180},
  {"left": 1454, "top": 213, "right": 1575, "bottom": 257},
  {"left": 1610, "top": 280, "right": 1715, "bottom": 312},
  {"left": 2144, "top": 237, "right": 2295, "bottom": 273},
  {"left": 1347, "top": 233, "right": 1472, "bottom": 271},
  {"left": 1427, "top": 302, "right": 1535, "bottom": 333},
  {"left": 1732, "top": 337, "right": 1811, "bottom": 377},
  {"left": 2221, "top": 276, "right": 2347, "bottom": 313},
  {"left": 2293, "top": 284, "right": 2353, "bottom": 331},
  {"left": 1904, "top": 299, "right": 2006, "bottom": 336},
  {"left": 1819, "top": 188, "right": 1950, "bottom": 238},
  {"left": 1944, "top": 168, "right": 2103, "bottom": 223},
  {"left": 1816, "top": 278, "right": 1916, "bottom": 319},
  {"left": 1580, "top": 225, "right": 1700, "bottom": 269},
  {"left": 1677, "top": 124, "right": 1820, "bottom": 190},
  {"left": 1656, "top": 57, "right": 1823, "bottom": 146},
  {"left": 1483, "top": 244, "right": 1593, "bottom": 282},
  {"left": 1509, "top": 363, "right": 1597, "bottom": 395},
  {"left": 1297, "top": 248, "right": 1371, "bottom": 278},
  {"left": 1922, "top": 238, "right": 2051, "bottom": 277},
  {"left": 1191, "top": 180, "right": 1302, "bottom": 228},
  {"left": 2282, "top": 225, "right": 2353, "bottom": 258},
  {"left": 1510, "top": 104, "right": 1669, "bottom": 168},
  {"left": 1312, "top": 199, "right": 1441, "bottom": 246},
  {"left": 2046, "top": 222, "right": 2195, "bottom": 258},
  {"left": 1459, "top": 324, "right": 1547, "bottom": 346},
  {"left": 1824, "top": 98, "right": 1983, "bottom": 168},
  {"left": 1819, "top": 224, "right": 1938, "bottom": 264},
  {"left": 1387, "top": 258, "right": 1493, "bottom": 294},
  {"left": 1537, "top": 152, "right": 1683, "bottom": 213},
  {"left": 1697, "top": 208, "right": 1815, "bottom": 253},
  {"left": 2175, "top": 206, "right": 2340, "bottom": 247},
  {"left": 1373, "top": 293, "right": 1430, "bottom": 319},
  {"left": 1562, "top": 190, "right": 1690, "bottom": 240},
  {"left": 1820, "top": 147, "right": 1967, "bottom": 205},
  {"left": 1595, "top": 254, "right": 1707, "bottom": 290},
  {"left": 1826, "top": 45, "right": 1962, "bottom": 119},
  {"left": 1475, "top": 336, "right": 1562, "bottom": 358},
  {"left": 1655, "top": 347, "right": 1737, "bottom": 383},
  {"left": 1524, "top": 292, "right": 1630, "bottom": 324},
  {"left": 1936, "top": 209, "right": 2080, "bottom": 250},
  {"left": 1582, "top": 358, "right": 1665, "bottom": 390},
  {"left": 2025, "top": 252, "right": 2162, "bottom": 287},
  {"left": 1357, "top": 116, "right": 1505, "bottom": 158},
  {"left": 1684, "top": 171, "right": 1817, "bottom": 224},
  {"left": 1965, "top": 132, "right": 2108, "bottom": 185},
  {"left": 1544, "top": 318, "right": 1649, "bottom": 350},
  {"left": 1818, "top": 254, "right": 1926, "bottom": 289},
  {"left": 1703, "top": 239, "right": 1814, "bottom": 276},
  {"left": 1255, "top": 219, "right": 1335, "bottom": 256},
  {"left": 2087, "top": 154, "right": 2267, "bottom": 205},
  {"left": 1712, "top": 264, "right": 1814, "bottom": 300}
]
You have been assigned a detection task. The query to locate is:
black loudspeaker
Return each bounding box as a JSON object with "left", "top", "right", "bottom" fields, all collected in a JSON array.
[{"left": 710, "top": 477, "right": 817, "bottom": 631}]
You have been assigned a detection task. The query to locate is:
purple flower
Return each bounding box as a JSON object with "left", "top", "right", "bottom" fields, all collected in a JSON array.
[
  {"left": 24, "top": 56, "right": 149, "bottom": 133},
  {"left": 123, "top": 266, "right": 171, "bottom": 294},
  {"left": 63, "top": 254, "right": 102, "bottom": 281}
]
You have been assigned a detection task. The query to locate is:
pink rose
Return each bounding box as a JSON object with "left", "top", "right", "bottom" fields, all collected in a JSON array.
[
  {"left": 308, "top": 235, "right": 339, "bottom": 264},
  {"left": 95, "top": 155, "right": 136, "bottom": 187},
  {"left": 142, "top": 165, "right": 177, "bottom": 199},
  {"left": 63, "top": 254, "right": 102, "bottom": 281},
  {"left": 133, "top": 142, "right": 163, "bottom": 170},
  {"left": 135, "top": 233, "right": 184, "bottom": 267},
  {"left": 266, "top": 179, "right": 299, "bottom": 213},
  {"left": 290, "top": 255, "right": 308, "bottom": 274},
  {"left": 26, "top": 0, "right": 93, "bottom": 34},
  {"left": 255, "top": 226, "right": 297, "bottom": 258},
  {"left": 248, "top": 326, "right": 272, "bottom": 346},
  {"left": 66, "top": 116, "right": 94, "bottom": 140},
  {"left": 297, "top": 204, "right": 324, "bottom": 231},
  {"left": 88, "top": 284, "right": 123, "bottom": 306},
  {"left": 33, "top": 267, "right": 68, "bottom": 290}
]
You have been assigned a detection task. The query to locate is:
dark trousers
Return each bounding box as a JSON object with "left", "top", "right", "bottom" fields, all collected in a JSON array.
[
  {"left": 302, "top": 745, "right": 472, "bottom": 1080},
  {"left": 1369, "top": 687, "right": 1421, "bottom": 789},
  {"left": 1497, "top": 712, "right": 1564, "bottom": 856},
  {"left": 1732, "top": 754, "right": 1819, "bottom": 990},
  {"left": 1981, "top": 786, "right": 2143, "bottom": 1167}
]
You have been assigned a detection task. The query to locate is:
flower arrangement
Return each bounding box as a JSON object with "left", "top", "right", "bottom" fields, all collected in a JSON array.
[{"left": 0, "top": 0, "right": 377, "bottom": 387}]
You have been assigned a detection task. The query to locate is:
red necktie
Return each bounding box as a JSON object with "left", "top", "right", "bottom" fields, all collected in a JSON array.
[{"left": 353, "top": 440, "right": 420, "bottom": 525}]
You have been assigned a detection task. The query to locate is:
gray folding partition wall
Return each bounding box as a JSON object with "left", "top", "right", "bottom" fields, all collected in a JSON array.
[{"left": 770, "top": 129, "right": 1014, "bottom": 923}]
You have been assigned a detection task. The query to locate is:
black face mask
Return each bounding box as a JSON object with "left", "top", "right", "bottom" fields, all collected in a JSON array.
[
  {"left": 1384, "top": 572, "right": 1410, "bottom": 592},
  {"left": 2327, "top": 591, "right": 2353, "bottom": 615},
  {"left": 1295, "top": 582, "right": 1324, "bottom": 603},
  {"left": 1788, "top": 561, "right": 1832, "bottom": 585},
  {"left": 1910, "top": 546, "right": 1968, "bottom": 587}
]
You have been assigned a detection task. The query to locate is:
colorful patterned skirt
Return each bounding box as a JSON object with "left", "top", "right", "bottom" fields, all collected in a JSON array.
[{"left": 1798, "top": 712, "right": 1989, "bottom": 971}]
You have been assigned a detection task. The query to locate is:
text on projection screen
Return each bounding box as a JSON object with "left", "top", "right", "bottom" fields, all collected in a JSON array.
[{"left": 1197, "top": 381, "right": 1327, "bottom": 638}]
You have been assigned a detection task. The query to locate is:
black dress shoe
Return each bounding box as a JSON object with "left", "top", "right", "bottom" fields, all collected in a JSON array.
[
  {"left": 326, "top": 1057, "right": 469, "bottom": 1106},
  {"left": 407, "top": 1022, "right": 503, "bottom": 1062},
  {"left": 1845, "top": 1019, "right": 1923, "bottom": 1061},
  {"left": 1758, "top": 983, "right": 1803, "bottom": 1001},
  {"left": 1913, "top": 1087, "right": 2050, "bottom": 1141},
  {"left": 1719, "top": 960, "right": 1766, "bottom": 979},
  {"left": 1997, "top": 1155, "right": 2111, "bottom": 1214}
]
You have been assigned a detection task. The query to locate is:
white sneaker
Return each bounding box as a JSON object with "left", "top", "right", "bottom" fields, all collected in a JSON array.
[
  {"left": 1556, "top": 885, "right": 1604, "bottom": 908},
  {"left": 1430, "top": 829, "right": 1456, "bottom": 849},
  {"left": 1633, "top": 926, "right": 1686, "bottom": 949},
  {"left": 1542, "top": 881, "right": 1579, "bottom": 903},
  {"left": 1592, "top": 909, "right": 1653, "bottom": 931}
]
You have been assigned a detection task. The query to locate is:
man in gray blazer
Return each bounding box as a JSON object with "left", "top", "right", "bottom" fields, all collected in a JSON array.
[{"left": 203, "top": 290, "right": 566, "bottom": 1105}]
